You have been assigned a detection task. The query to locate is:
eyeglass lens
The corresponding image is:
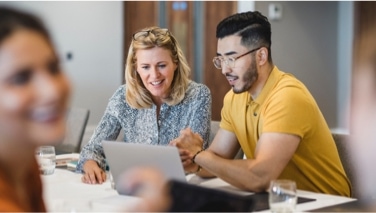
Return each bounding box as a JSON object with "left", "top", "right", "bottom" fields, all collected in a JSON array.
[
  {"left": 213, "top": 57, "right": 234, "bottom": 69},
  {"left": 213, "top": 47, "right": 262, "bottom": 69}
]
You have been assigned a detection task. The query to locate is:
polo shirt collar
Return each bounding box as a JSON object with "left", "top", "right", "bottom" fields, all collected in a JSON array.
[{"left": 253, "top": 66, "right": 282, "bottom": 105}]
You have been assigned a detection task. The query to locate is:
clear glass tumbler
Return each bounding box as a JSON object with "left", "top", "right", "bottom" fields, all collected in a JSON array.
[
  {"left": 269, "top": 179, "right": 297, "bottom": 213},
  {"left": 35, "top": 146, "right": 56, "bottom": 175}
]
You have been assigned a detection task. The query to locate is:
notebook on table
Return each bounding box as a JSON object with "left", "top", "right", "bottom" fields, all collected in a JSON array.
[{"left": 102, "top": 140, "right": 186, "bottom": 194}]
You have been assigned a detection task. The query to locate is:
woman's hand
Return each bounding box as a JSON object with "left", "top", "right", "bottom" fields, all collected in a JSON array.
[
  {"left": 170, "top": 128, "right": 203, "bottom": 157},
  {"left": 170, "top": 128, "right": 204, "bottom": 173},
  {"left": 81, "top": 160, "right": 107, "bottom": 184}
]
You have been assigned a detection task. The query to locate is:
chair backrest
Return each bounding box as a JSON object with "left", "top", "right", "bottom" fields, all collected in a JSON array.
[
  {"left": 209, "top": 120, "right": 244, "bottom": 159},
  {"left": 332, "top": 133, "right": 358, "bottom": 198},
  {"left": 55, "top": 107, "right": 90, "bottom": 154},
  {"left": 209, "top": 120, "right": 220, "bottom": 143}
]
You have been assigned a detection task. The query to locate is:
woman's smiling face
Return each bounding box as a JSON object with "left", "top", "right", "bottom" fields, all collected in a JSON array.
[
  {"left": 135, "top": 47, "right": 177, "bottom": 105},
  {"left": 0, "top": 29, "right": 71, "bottom": 146}
]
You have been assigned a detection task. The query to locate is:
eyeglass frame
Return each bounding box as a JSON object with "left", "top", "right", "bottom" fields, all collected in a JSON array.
[
  {"left": 212, "top": 46, "right": 263, "bottom": 69},
  {"left": 132, "top": 28, "right": 169, "bottom": 41}
]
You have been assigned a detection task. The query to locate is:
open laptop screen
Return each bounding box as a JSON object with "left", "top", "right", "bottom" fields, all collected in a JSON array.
[{"left": 102, "top": 140, "right": 186, "bottom": 194}]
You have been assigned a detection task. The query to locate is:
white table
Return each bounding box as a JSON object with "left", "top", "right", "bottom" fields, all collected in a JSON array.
[{"left": 42, "top": 168, "right": 355, "bottom": 212}]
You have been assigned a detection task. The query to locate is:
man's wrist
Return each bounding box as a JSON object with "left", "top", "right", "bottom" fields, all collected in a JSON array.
[{"left": 192, "top": 149, "right": 205, "bottom": 163}]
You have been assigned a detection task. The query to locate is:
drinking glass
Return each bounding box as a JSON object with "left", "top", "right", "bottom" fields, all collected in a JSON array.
[
  {"left": 269, "top": 179, "right": 297, "bottom": 213},
  {"left": 107, "top": 170, "right": 115, "bottom": 189},
  {"left": 36, "top": 146, "right": 56, "bottom": 175}
]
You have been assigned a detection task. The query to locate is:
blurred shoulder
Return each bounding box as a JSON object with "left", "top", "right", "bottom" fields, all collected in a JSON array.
[
  {"left": 107, "top": 84, "right": 133, "bottom": 112},
  {"left": 109, "top": 84, "right": 126, "bottom": 100},
  {"left": 186, "top": 81, "right": 211, "bottom": 96}
]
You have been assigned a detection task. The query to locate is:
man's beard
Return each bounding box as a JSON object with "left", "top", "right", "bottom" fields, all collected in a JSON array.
[{"left": 233, "top": 57, "right": 258, "bottom": 94}]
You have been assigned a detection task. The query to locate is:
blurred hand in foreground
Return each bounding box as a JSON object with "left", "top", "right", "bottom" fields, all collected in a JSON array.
[{"left": 116, "top": 167, "right": 171, "bottom": 212}]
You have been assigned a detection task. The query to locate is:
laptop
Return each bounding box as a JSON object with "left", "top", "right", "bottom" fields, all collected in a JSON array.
[{"left": 102, "top": 140, "right": 187, "bottom": 194}]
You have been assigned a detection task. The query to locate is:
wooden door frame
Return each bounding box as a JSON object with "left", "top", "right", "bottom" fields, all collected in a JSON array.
[
  {"left": 123, "top": 1, "right": 158, "bottom": 83},
  {"left": 203, "top": 2, "right": 237, "bottom": 121}
]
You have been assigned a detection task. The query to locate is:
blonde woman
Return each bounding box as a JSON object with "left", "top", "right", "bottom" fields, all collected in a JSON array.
[
  {"left": 78, "top": 27, "right": 211, "bottom": 184},
  {"left": 0, "top": 7, "right": 71, "bottom": 211}
]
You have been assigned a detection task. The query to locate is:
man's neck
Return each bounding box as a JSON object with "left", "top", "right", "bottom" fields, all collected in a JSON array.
[{"left": 249, "top": 63, "right": 274, "bottom": 99}]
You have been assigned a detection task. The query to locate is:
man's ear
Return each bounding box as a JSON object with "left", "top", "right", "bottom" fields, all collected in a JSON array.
[{"left": 258, "top": 47, "right": 268, "bottom": 66}]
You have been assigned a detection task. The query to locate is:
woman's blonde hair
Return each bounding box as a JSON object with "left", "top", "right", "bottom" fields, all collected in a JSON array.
[{"left": 125, "top": 26, "right": 191, "bottom": 109}]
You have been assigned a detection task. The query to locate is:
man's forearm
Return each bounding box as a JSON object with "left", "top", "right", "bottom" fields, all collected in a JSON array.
[{"left": 194, "top": 150, "right": 271, "bottom": 192}]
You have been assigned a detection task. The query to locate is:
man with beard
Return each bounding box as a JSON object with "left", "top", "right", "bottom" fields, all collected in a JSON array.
[{"left": 170, "top": 11, "right": 351, "bottom": 197}]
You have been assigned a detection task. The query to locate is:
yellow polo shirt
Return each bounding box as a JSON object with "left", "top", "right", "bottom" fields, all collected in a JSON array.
[{"left": 221, "top": 66, "right": 351, "bottom": 197}]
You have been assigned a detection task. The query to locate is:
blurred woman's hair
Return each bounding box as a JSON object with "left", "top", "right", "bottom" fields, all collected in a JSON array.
[
  {"left": 0, "top": 7, "right": 52, "bottom": 46},
  {"left": 125, "top": 26, "right": 191, "bottom": 108}
]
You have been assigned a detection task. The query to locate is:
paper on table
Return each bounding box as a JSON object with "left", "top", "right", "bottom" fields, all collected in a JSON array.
[
  {"left": 91, "top": 195, "right": 142, "bottom": 212},
  {"left": 55, "top": 153, "right": 79, "bottom": 167}
]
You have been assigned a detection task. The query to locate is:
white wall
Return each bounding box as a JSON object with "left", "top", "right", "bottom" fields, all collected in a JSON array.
[
  {"left": 1, "top": 1, "right": 353, "bottom": 130},
  {"left": 0, "top": 2, "right": 123, "bottom": 126},
  {"left": 255, "top": 1, "right": 353, "bottom": 129},
  {"left": 238, "top": 1, "right": 255, "bottom": 13}
]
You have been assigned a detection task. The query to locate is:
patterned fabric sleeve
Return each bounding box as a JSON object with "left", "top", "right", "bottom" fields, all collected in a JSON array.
[
  {"left": 185, "top": 83, "right": 212, "bottom": 148},
  {"left": 76, "top": 87, "right": 123, "bottom": 172},
  {"left": 76, "top": 83, "right": 212, "bottom": 172}
]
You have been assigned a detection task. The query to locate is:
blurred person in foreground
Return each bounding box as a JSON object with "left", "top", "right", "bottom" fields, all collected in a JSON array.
[
  {"left": 117, "top": 167, "right": 172, "bottom": 212},
  {"left": 350, "top": 27, "right": 376, "bottom": 208},
  {"left": 118, "top": 166, "right": 254, "bottom": 212},
  {"left": 77, "top": 26, "right": 211, "bottom": 184},
  {"left": 0, "top": 7, "right": 71, "bottom": 211},
  {"left": 0, "top": 7, "right": 171, "bottom": 212},
  {"left": 171, "top": 11, "right": 351, "bottom": 196}
]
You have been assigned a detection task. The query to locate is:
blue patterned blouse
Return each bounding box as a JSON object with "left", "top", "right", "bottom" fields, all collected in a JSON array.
[{"left": 76, "top": 81, "right": 212, "bottom": 172}]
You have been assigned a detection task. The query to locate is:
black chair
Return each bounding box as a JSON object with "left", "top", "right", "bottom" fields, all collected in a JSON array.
[
  {"left": 332, "top": 133, "right": 358, "bottom": 198},
  {"left": 210, "top": 120, "right": 244, "bottom": 159},
  {"left": 209, "top": 120, "right": 220, "bottom": 143},
  {"left": 55, "top": 107, "right": 90, "bottom": 154}
]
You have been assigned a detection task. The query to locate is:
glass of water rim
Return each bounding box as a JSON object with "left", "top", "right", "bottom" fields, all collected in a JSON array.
[
  {"left": 269, "top": 179, "right": 297, "bottom": 213},
  {"left": 36, "top": 146, "right": 56, "bottom": 175}
]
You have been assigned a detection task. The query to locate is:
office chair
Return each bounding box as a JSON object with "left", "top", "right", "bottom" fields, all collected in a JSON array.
[
  {"left": 210, "top": 120, "right": 244, "bottom": 159},
  {"left": 55, "top": 107, "right": 90, "bottom": 154},
  {"left": 332, "top": 133, "right": 358, "bottom": 198}
]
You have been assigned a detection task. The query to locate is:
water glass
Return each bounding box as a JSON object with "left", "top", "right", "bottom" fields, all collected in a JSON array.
[
  {"left": 36, "top": 146, "right": 56, "bottom": 175},
  {"left": 269, "top": 179, "right": 297, "bottom": 213},
  {"left": 107, "top": 171, "right": 115, "bottom": 189}
]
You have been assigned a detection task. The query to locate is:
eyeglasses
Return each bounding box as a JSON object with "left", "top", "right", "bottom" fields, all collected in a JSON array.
[
  {"left": 133, "top": 28, "right": 169, "bottom": 41},
  {"left": 212, "top": 47, "right": 262, "bottom": 69}
]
